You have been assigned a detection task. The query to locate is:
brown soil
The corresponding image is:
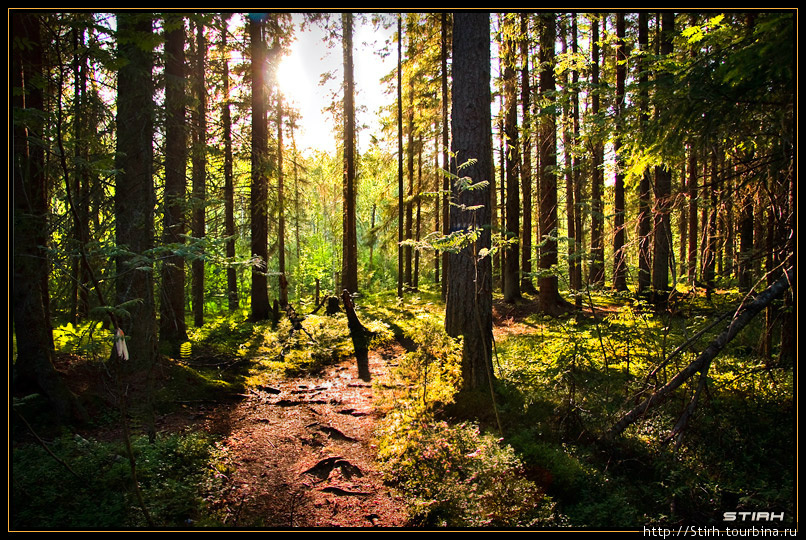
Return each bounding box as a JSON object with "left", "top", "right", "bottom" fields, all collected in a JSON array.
[
  {"left": 181, "top": 342, "right": 410, "bottom": 529},
  {"left": 46, "top": 339, "right": 412, "bottom": 529}
]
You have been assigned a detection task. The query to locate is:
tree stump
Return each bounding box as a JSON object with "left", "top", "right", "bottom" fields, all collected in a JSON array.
[
  {"left": 341, "top": 289, "right": 373, "bottom": 381},
  {"left": 325, "top": 296, "right": 341, "bottom": 316}
]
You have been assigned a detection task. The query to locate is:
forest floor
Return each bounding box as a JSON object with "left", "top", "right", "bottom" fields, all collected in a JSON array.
[{"left": 182, "top": 339, "right": 411, "bottom": 528}]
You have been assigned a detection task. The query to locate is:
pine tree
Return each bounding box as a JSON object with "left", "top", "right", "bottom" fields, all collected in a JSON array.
[
  {"left": 445, "top": 12, "right": 494, "bottom": 392},
  {"left": 159, "top": 14, "right": 188, "bottom": 350},
  {"left": 341, "top": 12, "right": 358, "bottom": 294},
  {"left": 114, "top": 12, "right": 158, "bottom": 370},
  {"left": 250, "top": 15, "right": 271, "bottom": 321}
]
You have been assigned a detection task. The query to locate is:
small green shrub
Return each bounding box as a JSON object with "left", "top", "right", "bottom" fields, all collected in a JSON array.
[
  {"left": 378, "top": 420, "right": 559, "bottom": 528},
  {"left": 396, "top": 319, "right": 463, "bottom": 413}
]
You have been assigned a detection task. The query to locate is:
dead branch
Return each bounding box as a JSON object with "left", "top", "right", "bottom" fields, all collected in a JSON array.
[{"left": 606, "top": 266, "right": 794, "bottom": 440}]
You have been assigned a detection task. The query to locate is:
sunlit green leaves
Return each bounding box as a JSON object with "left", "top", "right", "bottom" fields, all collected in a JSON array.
[{"left": 681, "top": 14, "right": 725, "bottom": 44}]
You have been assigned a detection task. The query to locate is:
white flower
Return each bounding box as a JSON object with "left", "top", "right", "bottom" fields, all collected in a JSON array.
[{"left": 115, "top": 328, "right": 129, "bottom": 361}]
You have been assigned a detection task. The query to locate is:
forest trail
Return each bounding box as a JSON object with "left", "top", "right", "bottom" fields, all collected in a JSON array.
[{"left": 200, "top": 341, "right": 410, "bottom": 528}]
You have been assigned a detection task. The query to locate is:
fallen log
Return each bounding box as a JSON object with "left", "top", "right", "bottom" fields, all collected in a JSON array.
[{"left": 606, "top": 266, "right": 794, "bottom": 440}]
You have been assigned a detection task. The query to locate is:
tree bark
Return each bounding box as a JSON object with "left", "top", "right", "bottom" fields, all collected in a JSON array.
[
  {"left": 221, "top": 15, "right": 239, "bottom": 312},
  {"left": 703, "top": 150, "right": 718, "bottom": 299},
  {"left": 636, "top": 13, "right": 652, "bottom": 295},
  {"left": 570, "top": 14, "right": 583, "bottom": 299},
  {"left": 502, "top": 14, "right": 521, "bottom": 303},
  {"left": 687, "top": 145, "right": 699, "bottom": 286},
  {"left": 114, "top": 12, "right": 158, "bottom": 371},
  {"left": 561, "top": 19, "right": 576, "bottom": 298},
  {"left": 341, "top": 12, "right": 358, "bottom": 294},
  {"left": 159, "top": 14, "right": 188, "bottom": 351},
  {"left": 519, "top": 13, "right": 536, "bottom": 296},
  {"left": 277, "top": 94, "right": 288, "bottom": 306},
  {"left": 191, "top": 19, "right": 207, "bottom": 328},
  {"left": 737, "top": 190, "right": 755, "bottom": 292},
  {"left": 250, "top": 16, "right": 271, "bottom": 321},
  {"left": 537, "top": 13, "right": 565, "bottom": 314},
  {"left": 440, "top": 13, "right": 450, "bottom": 300},
  {"left": 414, "top": 137, "right": 423, "bottom": 289},
  {"left": 70, "top": 23, "right": 91, "bottom": 323},
  {"left": 445, "top": 12, "right": 494, "bottom": 392},
  {"left": 612, "top": 12, "right": 629, "bottom": 292},
  {"left": 397, "top": 14, "right": 404, "bottom": 298},
  {"left": 405, "top": 63, "right": 415, "bottom": 289},
  {"left": 651, "top": 12, "right": 675, "bottom": 306},
  {"left": 588, "top": 15, "right": 605, "bottom": 287},
  {"left": 12, "top": 12, "right": 83, "bottom": 420}
]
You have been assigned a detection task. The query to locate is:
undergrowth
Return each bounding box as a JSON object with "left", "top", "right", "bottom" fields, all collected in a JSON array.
[
  {"left": 372, "top": 312, "right": 563, "bottom": 528},
  {"left": 371, "top": 286, "right": 794, "bottom": 529},
  {"left": 12, "top": 286, "right": 795, "bottom": 530},
  {"left": 11, "top": 430, "right": 232, "bottom": 529}
]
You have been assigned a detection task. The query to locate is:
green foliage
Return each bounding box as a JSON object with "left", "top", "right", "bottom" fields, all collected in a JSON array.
[
  {"left": 52, "top": 320, "right": 114, "bottom": 360},
  {"left": 11, "top": 431, "right": 230, "bottom": 529},
  {"left": 395, "top": 318, "right": 462, "bottom": 412},
  {"left": 378, "top": 420, "right": 560, "bottom": 528},
  {"left": 489, "top": 288, "right": 795, "bottom": 527},
  {"left": 373, "top": 310, "right": 562, "bottom": 527}
]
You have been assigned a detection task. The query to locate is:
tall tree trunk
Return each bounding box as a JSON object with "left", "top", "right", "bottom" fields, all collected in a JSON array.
[
  {"left": 588, "top": 14, "right": 605, "bottom": 287},
  {"left": 250, "top": 16, "right": 271, "bottom": 321},
  {"left": 114, "top": 12, "right": 158, "bottom": 371},
  {"left": 561, "top": 17, "right": 576, "bottom": 298},
  {"left": 537, "top": 13, "right": 565, "bottom": 314},
  {"left": 70, "top": 23, "right": 91, "bottom": 323},
  {"left": 12, "top": 12, "right": 83, "bottom": 420},
  {"left": 779, "top": 160, "right": 795, "bottom": 365},
  {"left": 495, "top": 93, "right": 504, "bottom": 294},
  {"left": 612, "top": 12, "right": 629, "bottom": 292},
  {"left": 292, "top": 128, "right": 302, "bottom": 264},
  {"left": 397, "top": 14, "right": 404, "bottom": 298},
  {"left": 440, "top": 13, "right": 451, "bottom": 300},
  {"left": 570, "top": 13, "right": 583, "bottom": 299},
  {"left": 191, "top": 20, "right": 207, "bottom": 328},
  {"left": 519, "top": 13, "right": 536, "bottom": 295},
  {"left": 723, "top": 164, "right": 735, "bottom": 279},
  {"left": 434, "top": 128, "right": 441, "bottom": 283},
  {"left": 221, "top": 15, "right": 239, "bottom": 312},
  {"left": 277, "top": 94, "right": 288, "bottom": 306},
  {"left": 159, "top": 14, "right": 188, "bottom": 350},
  {"left": 687, "top": 145, "right": 699, "bottom": 286},
  {"left": 678, "top": 161, "right": 688, "bottom": 280},
  {"left": 414, "top": 137, "right": 423, "bottom": 289},
  {"left": 703, "top": 151, "right": 718, "bottom": 299},
  {"left": 651, "top": 12, "right": 675, "bottom": 306},
  {"left": 685, "top": 14, "right": 700, "bottom": 288},
  {"left": 446, "top": 12, "right": 494, "bottom": 393},
  {"left": 341, "top": 12, "right": 358, "bottom": 294},
  {"left": 636, "top": 13, "right": 653, "bottom": 295},
  {"left": 405, "top": 52, "right": 415, "bottom": 289},
  {"left": 502, "top": 14, "right": 521, "bottom": 303}
]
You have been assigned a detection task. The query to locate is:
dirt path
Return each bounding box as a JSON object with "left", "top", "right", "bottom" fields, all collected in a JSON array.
[{"left": 200, "top": 342, "right": 410, "bottom": 528}]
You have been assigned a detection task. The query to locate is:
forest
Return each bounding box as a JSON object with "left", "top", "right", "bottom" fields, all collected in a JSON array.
[{"left": 10, "top": 10, "right": 795, "bottom": 531}]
